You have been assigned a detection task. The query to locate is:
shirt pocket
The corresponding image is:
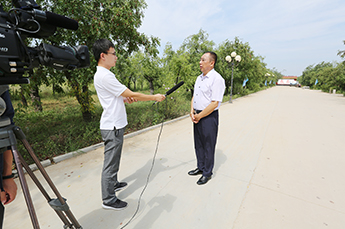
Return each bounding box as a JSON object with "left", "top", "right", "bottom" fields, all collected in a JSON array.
[{"left": 199, "top": 82, "right": 212, "bottom": 98}]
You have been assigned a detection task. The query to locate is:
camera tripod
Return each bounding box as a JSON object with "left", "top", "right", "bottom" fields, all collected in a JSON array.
[{"left": 0, "top": 117, "right": 82, "bottom": 229}]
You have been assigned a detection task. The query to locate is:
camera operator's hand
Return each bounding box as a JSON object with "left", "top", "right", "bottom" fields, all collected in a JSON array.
[
  {"left": 155, "top": 94, "right": 165, "bottom": 102},
  {"left": 1, "top": 178, "right": 17, "bottom": 205},
  {"left": 1, "top": 150, "right": 17, "bottom": 205}
]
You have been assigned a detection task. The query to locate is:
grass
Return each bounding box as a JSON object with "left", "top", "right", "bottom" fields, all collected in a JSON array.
[{"left": 9, "top": 85, "right": 190, "bottom": 164}]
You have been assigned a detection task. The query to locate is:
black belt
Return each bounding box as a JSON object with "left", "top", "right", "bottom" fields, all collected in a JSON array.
[
  {"left": 194, "top": 109, "right": 202, "bottom": 114},
  {"left": 194, "top": 109, "right": 219, "bottom": 115}
]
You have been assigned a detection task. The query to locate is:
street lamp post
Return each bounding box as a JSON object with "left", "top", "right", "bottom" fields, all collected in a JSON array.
[{"left": 226, "top": 51, "right": 241, "bottom": 103}]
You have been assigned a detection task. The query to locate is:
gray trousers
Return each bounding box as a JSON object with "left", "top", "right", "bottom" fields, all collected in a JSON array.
[{"left": 101, "top": 127, "right": 125, "bottom": 205}]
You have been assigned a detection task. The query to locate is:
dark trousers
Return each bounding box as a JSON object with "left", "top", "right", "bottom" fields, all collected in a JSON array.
[
  {"left": 0, "top": 202, "right": 3, "bottom": 228},
  {"left": 193, "top": 110, "right": 219, "bottom": 177}
]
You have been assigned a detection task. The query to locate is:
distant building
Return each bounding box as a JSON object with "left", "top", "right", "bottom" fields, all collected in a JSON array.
[{"left": 276, "top": 76, "right": 300, "bottom": 87}]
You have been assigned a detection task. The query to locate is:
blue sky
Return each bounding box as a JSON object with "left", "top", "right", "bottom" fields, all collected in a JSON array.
[{"left": 139, "top": 0, "right": 345, "bottom": 76}]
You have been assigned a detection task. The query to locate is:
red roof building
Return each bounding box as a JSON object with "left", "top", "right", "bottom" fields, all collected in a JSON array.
[{"left": 282, "top": 76, "right": 298, "bottom": 80}]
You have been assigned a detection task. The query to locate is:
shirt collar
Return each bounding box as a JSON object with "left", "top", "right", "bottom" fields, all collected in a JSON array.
[
  {"left": 201, "top": 68, "right": 215, "bottom": 79},
  {"left": 97, "top": 65, "right": 112, "bottom": 73}
]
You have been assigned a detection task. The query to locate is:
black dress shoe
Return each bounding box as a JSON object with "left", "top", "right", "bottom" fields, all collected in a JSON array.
[
  {"left": 188, "top": 168, "right": 203, "bottom": 176},
  {"left": 197, "top": 176, "right": 211, "bottom": 185}
]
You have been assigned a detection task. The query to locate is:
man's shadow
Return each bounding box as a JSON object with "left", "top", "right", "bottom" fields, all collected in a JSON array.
[
  {"left": 78, "top": 151, "right": 227, "bottom": 228},
  {"left": 213, "top": 149, "right": 227, "bottom": 177},
  {"left": 131, "top": 194, "right": 177, "bottom": 229},
  {"left": 78, "top": 194, "right": 177, "bottom": 229},
  {"left": 119, "top": 157, "right": 191, "bottom": 199}
]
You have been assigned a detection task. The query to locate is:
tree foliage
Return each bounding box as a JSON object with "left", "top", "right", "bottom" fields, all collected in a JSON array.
[
  {"left": 159, "top": 32, "right": 276, "bottom": 99},
  {"left": 216, "top": 37, "right": 270, "bottom": 95},
  {"left": 32, "top": 0, "right": 160, "bottom": 120},
  {"left": 177, "top": 29, "right": 215, "bottom": 96},
  {"left": 300, "top": 61, "right": 345, "bottom": 94},
  {"left": 299, "top": 40, "right": 345, "bottom": 94}
]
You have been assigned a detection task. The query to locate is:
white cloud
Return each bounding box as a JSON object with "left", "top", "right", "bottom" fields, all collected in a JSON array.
[{"left": 140, "top": 0, "right": 224, "bottom": 46}]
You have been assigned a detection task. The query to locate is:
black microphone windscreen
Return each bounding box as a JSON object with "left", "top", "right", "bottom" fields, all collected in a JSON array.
[
  {"left": 45, "top": 11, "right": 78, "bottom": 30},
  {"left": 165, "top": 81, "right": 184, "bottom": 96}
]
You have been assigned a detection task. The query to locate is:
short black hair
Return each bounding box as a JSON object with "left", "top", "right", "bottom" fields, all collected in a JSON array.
[
  {"left": 205, "top": 51, "right": 217, "bottom": 67},
  {"left": 92, "top": 39, "right": 115, "bottom": 62}
]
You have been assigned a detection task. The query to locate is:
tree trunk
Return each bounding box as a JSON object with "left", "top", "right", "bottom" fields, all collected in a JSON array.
[
  {"left": 81, "top": 85, "right": 92, "bottom": 121},
  {"left": 143, "top": 74, "right": 154, "bottom": 94},
  {"left": 149, "top": 80, "right": 154, "bottom": 95},
  {"left": 29, "top": 84, "right": 42, "bottom": 112},
  {"left": 127, "top": 77, "right": 131, "bottom": 90},
  {"left": 20, "top": 85, "right": 28, "bottom": 107},
  {"left": 65, "top": 71, "right": 93, "bottom": 121},
  {"left": 175, "top": 68, "right": 181, "bottom": 84},
  {"left": 225, "top": 81, "right": 230, "bottom": 95},
  {"left": 133, "top": 79, "right": 136, "bottom": 91}
]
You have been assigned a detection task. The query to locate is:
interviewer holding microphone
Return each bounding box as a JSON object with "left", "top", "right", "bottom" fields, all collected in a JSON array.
[
  {"left": 189, "top": 51, "right": 225, "bottom": 185},
  {"left": 92, "top": 39, "right": 165, "bottom": 210}
]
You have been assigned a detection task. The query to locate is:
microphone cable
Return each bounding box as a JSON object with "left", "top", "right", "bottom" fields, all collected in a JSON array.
[{"left": 120, "top": 99, "right": 167, "bottom": 229}]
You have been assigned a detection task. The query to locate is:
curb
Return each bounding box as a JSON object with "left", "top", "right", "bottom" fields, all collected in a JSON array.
[
  {"left": 13, "top": 114, "right": 190, "bottom": 175},
  {"left": 52, "top": 114, "right": 190, "bottom": 164},
  {"left": 52, "top": 142, "right": 105, "bottom": 164}
]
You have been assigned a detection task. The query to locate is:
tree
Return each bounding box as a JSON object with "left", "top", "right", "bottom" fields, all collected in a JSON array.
[
  {"left": 35, "top": 0, "right": 160, "bottom": 120},
  {"left": 216, "top": 37, "right": 268, "bottom": 95},
  {"left": 140, "top": 51, "right": 163, "bottom": 94},
  {"left": 337, "top": 40, "right": 345, "bottom": 59},
  {"left": 300, "top": 62, "right": 333, "bottom": 88},
  {"left": 332, "top": 63, "right": 345, "bottom": 93},
  {"left": 162, "top": 44, "right": 192, "bottom": 90},
  {"left": 175, "top": 29, "right": 215, "bottom": 97},
  {"left": 270, "top": 68, "right": 283, "bottom": 83},
  {"left": 118, "top": 50, "right": 162, "bottom": 94}
]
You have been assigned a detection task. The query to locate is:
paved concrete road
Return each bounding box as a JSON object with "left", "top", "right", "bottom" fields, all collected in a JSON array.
[{"left": 4, "top": 87, "right": 345, "bottom": 229}]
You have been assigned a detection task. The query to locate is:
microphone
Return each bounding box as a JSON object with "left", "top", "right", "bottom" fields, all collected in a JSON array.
[
  {"left": 153, "top": 81, "right": 184, "bottom": 104},
  {"left": 165, "top": 81, "right": 184, "bottom": 96}
]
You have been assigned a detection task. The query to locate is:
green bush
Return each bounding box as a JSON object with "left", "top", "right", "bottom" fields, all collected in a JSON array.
[{"left": 12, "top": 91, "right": 190, "bottom": 164}]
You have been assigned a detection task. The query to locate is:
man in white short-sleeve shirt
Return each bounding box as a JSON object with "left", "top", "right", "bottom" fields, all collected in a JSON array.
[
  {"left": 94, "top": 66, "right": 128, "bottom": 130},
  {"left": 93, "top": 39, "right": 165, "bottom": 210}
]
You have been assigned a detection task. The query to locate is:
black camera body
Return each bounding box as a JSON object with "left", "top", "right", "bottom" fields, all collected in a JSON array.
[{"left": 0, "top": 0, "right": 90, "bottom": 85}]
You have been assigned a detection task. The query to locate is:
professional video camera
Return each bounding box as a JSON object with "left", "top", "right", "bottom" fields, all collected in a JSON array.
[
  {"left": 0, "top": 0, "right": 90, "bottom": 85},
  {"left": 0, "top": 1, "right": 89, "bottom": 228}
]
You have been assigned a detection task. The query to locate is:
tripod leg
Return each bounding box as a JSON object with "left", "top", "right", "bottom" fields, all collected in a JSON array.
[
  {"left": 11, "top": 146, "right": 40, "bottom": 229},
  {"left": 14, "top": 126, "right": 82, "bottom": 229},
  {"left": 17, "top": 152, "right": 73, "bottom": 228}
]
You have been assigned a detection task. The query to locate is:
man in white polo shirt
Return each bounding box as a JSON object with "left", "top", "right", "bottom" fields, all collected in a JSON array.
[
  {"left": 188, "top": 51, "right": 225, "bottom": 185},
  {"left": 92, "top": 39, "right": 165, "bottom": 210}
]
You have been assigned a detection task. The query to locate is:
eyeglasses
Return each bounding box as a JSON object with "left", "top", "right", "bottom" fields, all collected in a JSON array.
[{"left": 105, "top": 51, "right": 116, "bottom": 56}]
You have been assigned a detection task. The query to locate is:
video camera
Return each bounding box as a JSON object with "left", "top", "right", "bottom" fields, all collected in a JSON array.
[{"left": 0, "top": 0, "right": 90, "bottom": 85}]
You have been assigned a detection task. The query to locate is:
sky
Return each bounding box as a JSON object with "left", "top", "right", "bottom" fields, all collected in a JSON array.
[{"left": 138, "top": 0, "right": 345, "bottom": 76}]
